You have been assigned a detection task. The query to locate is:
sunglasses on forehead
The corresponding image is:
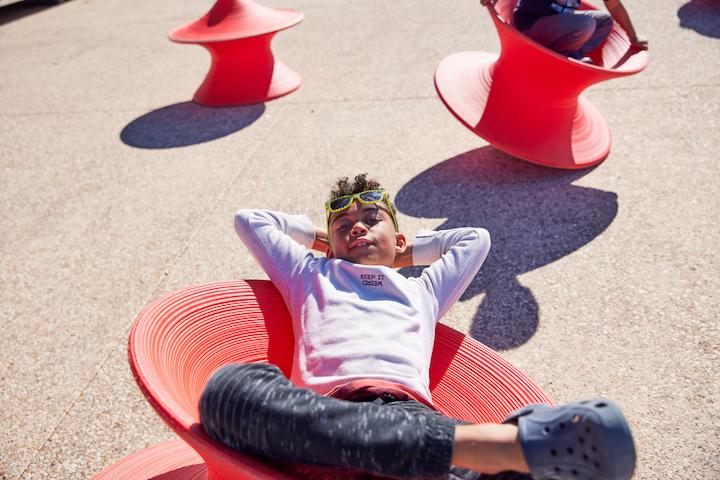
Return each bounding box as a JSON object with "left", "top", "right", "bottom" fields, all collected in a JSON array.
[{"left": 325, "top": 189, "right": 399, "bottom": 231}]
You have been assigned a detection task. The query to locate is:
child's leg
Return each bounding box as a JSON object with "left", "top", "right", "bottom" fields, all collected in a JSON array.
[
  {"left": 522, "top": 13, "right": 596, "bottom": 58},
  {"left": 452, "top": 424, "right": 529, "bottom": 475},
  {"left": 384, "top": 401, "right": 529, "bottom": 480},
  {"left": 200, "top": 364, "right": 634, "bottom": 480},
  {"left": 576, "top": 10, "right": 614, "bottom": 56},
  {"left": 199, "top": 363, "right": 458, "bottom": 478}
]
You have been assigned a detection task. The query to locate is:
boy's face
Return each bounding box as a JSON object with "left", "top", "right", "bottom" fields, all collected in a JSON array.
[{"left": 327, "top": 200, "right": 406, "bottom": 266}]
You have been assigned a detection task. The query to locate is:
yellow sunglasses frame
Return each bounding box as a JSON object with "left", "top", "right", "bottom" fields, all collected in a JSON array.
[{"left": 325, "top": 190, "right": 399, "bottom": 231}]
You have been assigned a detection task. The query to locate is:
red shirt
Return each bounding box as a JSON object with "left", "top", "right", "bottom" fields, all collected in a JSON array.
[{"left": 327, "top": 379, "right": 437, "bottom": 410}]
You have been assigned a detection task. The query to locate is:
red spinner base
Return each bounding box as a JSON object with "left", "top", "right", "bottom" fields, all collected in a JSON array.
[
  {"left": 435, "top": 0, "right": 648, "bottom": 169},
  {"left": 169, "top": 0, "right": 303, "bottom": 107}
]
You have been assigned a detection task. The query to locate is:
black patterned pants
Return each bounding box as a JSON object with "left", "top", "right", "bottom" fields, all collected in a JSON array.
[{"left": 199, "top": 363, "right": 487, "bottom": 479}]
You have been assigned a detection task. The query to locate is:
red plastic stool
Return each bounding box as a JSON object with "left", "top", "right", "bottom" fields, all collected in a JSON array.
[
  {"left": 95, "top": 280, "right": 553, "bottom": 479},
  {"left": 435, "top": 0, "right": 649, "bottom": 169},
  {"left": 170, "top": 0, "right": 303, "bottom": 107}
]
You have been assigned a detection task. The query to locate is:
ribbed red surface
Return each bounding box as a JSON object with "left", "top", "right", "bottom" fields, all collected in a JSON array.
[
  {"left": 430, "top": 322, "right": 552, "bottom": 422},
  {"left": 106, "top": 280, "right": 552, "bottom": 479},
  {"left": 129, "top": 281, "right": 294, "bottom": 431},
  {"left": 169, "top": 0, "right": 303, "bottom": 43},
  {"left": 95, "top": 440, "right": 206, "bottom": 480},
  {"left": 434, "top": 0, "right": 648, "bottom": 169}
]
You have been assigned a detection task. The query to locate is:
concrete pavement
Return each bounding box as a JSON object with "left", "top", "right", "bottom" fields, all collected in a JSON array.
[{"left": 0, "top": 0, "right": 718, "bottom": 478}]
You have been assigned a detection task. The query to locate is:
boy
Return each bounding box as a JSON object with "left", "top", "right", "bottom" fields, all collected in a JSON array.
[
  {"left": 481, "top": 0, "right": 648, "bottom": 63},
  {"left": 199, "top": 174, "right": 636, "bottom": 480}
]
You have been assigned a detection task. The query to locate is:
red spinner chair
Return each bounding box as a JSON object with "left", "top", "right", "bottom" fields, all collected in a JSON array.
[
  {"left": 170, "top": 0, "right": 303, "bottom": 107},
  {"left": 435, "top": 0, "right": 649, "bottom": 169},
  {"left": 95, "top": 280, "right": 553, "bottom": 479}
]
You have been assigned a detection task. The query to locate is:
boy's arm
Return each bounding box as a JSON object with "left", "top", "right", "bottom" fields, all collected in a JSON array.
[
  {"left": 234, "top": 210, "right": 316, "bottom": 297},
  {"left": 413, "top": 228, "right": 491, "bottom": 320},
  {"left": 604, "top": 0, "right": 648, "bottom": 50}
]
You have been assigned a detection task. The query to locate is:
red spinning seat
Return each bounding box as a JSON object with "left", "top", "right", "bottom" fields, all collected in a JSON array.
[
  {"left": 95, "top": 280, "right": 553, "bottom": 479},
  {"left": 170, "top": 0, "right": 303, "bottom": 106},
  {"left": 435, "top": 0, "right": 649, "bottom": 169}
]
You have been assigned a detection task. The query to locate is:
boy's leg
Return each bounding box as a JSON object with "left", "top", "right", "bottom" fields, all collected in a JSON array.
[
  {"left": 576, "top": 10, "right": 614, "bottom": 56},
  {"left": 522, "top": 13, "right": 596, "bottom": 58},
  {"left": 199, "top": 363, "right": 457, "bottom": 479},
  {"left": 379, "top": 400, "right": 476, "bottom": 480},
  {"left": 454, "top": 401, "right": 636, "bottom": 480},
  {"left": 384, "top": 401, "right": 530, "bottom": 480}
]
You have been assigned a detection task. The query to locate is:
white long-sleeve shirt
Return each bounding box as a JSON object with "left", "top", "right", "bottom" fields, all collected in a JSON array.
[{"left": 234, "top": 209, "right": 491, "bottom": 403}]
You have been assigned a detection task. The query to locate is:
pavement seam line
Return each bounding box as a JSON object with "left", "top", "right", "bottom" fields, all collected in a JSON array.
[
  {"left": 13, "top": 310, "right": 124, "bottom": 480},
  {"left": 13, "top": 106, "right": 286, "bottom": 480},
  {"left": 1, "top": 82, "right": 718, "bottom": 117},
  {"left": 149, "top": 106, "right": 286, "bottom": 295},
  {"left": 282, "top": 94, "right": 437, "bottom": 105}
]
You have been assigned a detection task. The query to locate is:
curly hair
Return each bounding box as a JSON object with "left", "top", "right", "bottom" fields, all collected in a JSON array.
[
  {"left": 328, "top": 174, "right": 399, "bottom": 231},
  {"left": 329, "top": 174, "right": 382, "bottom": 199}
]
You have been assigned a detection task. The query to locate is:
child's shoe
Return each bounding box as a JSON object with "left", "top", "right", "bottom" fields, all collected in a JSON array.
[
  {"left": 504, "top": 400, "right": 636, "bottom": 480},
  {"left": 569, "top": 55, "right": 594, "bottom": 64}
]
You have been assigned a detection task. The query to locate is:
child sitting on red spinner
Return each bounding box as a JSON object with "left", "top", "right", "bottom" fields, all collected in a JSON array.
[{"left": 199, "top": 174, "right": 637, "bottom": 480}]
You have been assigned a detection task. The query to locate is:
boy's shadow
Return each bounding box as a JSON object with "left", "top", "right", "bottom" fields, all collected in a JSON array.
[
  {"left": 677, "top": 0, "right": 720, "bottom": 38},
  {"left": 396, "top": 147, "right": 617, "bottom": 350},
  {"left": 120, "top": 102, "right": 265, "bottom": 149}
]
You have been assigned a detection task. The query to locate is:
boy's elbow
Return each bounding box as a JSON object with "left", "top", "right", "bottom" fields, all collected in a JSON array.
[
  {"left": 471, "top": 228, "right": 491, "bottom": 261},
  {"left": 473, "top": 228, "right": 491, "bottom": 250},
  {"left": 234, "top": 209, "right": 250, "bottom": 223},
  {"left": 234, "top": 209, "right": 256, "bottom": 234}
]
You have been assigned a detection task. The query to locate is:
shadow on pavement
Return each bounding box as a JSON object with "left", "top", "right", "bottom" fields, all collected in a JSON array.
[
  {"left": 0, "top": 0, "right": 65, "bottom": 27},
  {"left": 678, "top": 0, "right": 720, "bottom": 38},
  {"left": 395, "top": 147, "right": 617, "bottom": 350},
  {"left": 120, "top": 102, "right": 265, "bottom": 149}
]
